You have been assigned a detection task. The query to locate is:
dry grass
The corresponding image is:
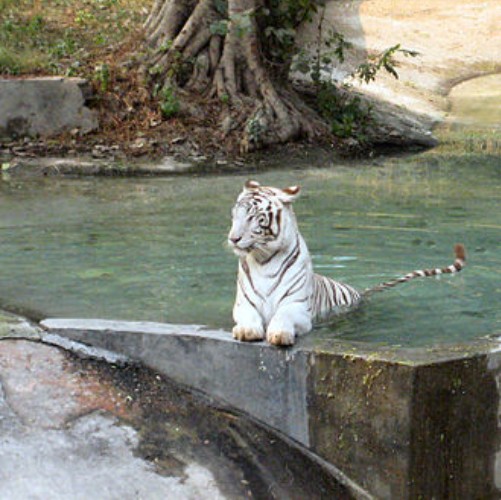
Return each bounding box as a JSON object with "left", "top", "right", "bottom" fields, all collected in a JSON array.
[
  {"left": 0, "top": 0, "right": 150, "bottom": 76},
  {"left": 0, "top": 0, "right": 232, "bottom": 159}
]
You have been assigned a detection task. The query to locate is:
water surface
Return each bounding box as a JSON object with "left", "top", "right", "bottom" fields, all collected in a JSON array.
[{"left": 0, "top": 155, "right": 500, "bottom": 348}]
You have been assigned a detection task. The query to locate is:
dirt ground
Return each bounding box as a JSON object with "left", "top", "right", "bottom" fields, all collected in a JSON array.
[{"left": 312, "top": 0, "right": 501, "bottom": 119}]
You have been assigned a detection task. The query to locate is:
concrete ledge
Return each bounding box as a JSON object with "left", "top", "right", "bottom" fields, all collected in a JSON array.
[
  {"left": 40, "top": 318, "right": 501, "bottom": 499},
  {"left": 0, "top": 77, "right": 97, "bottom": 138},
  {"left": 40, "top": 319, "right": 311, "bottom": 446}
]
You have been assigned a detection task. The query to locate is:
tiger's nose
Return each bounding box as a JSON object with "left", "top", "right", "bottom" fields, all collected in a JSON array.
[{"left": 229, "top": 235, "right": 242, "bottom": 245}]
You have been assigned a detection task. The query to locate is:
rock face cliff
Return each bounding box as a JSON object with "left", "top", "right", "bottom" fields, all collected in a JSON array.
[{"left": 298, "top": 0, "right": 501, "bottom": 145}]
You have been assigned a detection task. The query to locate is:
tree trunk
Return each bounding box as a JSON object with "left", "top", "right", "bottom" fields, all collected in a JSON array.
[{"left": 142, "top": 0, "right": 328, "bottom": 152}]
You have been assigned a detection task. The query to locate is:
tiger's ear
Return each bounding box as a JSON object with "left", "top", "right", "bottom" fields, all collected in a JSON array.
[
  {"left": 280, "top": 185, "right": 301, "bottom": 203},
  {"left": 244, "top": 180, "right": 261, "bottom": 191}
]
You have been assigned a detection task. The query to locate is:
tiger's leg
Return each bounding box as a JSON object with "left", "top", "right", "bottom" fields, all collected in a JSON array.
[
  {"left": 266, "top": 302, "right": 312, "bottom": 346},
  {"left": 232, "top": 295, "right": 265, "bottom": 342}
]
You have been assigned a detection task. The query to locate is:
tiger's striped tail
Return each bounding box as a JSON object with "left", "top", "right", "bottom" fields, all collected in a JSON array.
[{"left": 363, "top": 244, "right": 466, "bottom": 297}]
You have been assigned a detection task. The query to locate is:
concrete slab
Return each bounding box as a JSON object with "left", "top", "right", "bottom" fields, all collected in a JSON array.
[
  {"left": 40, "top": 318, "right": 501, "bottom": 499},
  {"left": 0, "top": 77, "right": 97, "bottom": 139},
  {"left": 40, "top": 319, "right": 311, "bottom": 446}
]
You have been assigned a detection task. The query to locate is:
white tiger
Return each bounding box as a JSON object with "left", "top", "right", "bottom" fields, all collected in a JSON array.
[{"left": 228, "top": 180, "right": 466, "bottom": 346}]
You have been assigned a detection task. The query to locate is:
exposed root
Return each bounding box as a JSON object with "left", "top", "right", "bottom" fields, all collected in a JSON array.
[
  {"left": 142, "top": 0, "right": 330, "bottom": 152},
  {"left": 145, "top": 0, "right": 193, "bottom": 49}
]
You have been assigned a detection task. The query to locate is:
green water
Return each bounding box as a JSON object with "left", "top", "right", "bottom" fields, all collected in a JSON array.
[{"left": 0, "top": 152, "right": 500, "bottom": 348}]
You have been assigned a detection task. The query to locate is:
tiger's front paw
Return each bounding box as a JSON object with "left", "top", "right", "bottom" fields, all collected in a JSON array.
[
  {"left": 266, "top": 330, "right": 295, "bottom": 347},
  {"left": 232, "top": 325, "right": 265, "bottom": 342}
]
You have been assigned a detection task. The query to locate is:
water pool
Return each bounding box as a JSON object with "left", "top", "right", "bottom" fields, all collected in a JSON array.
[{"left": 0, "top": 153, "right": 500, "bottom": 348}]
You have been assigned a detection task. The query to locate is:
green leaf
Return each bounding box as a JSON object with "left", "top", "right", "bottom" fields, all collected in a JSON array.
[
  {"left": 214, "top": 0, "right": 227, "bottom": 16},
  {"left": 210, "top": 20, "right": 229, "bottom": 36}
]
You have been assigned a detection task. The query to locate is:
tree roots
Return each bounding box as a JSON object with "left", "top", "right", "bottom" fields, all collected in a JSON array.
[{"left": 143, "top": 0, "right": 328, "bottom": 152}]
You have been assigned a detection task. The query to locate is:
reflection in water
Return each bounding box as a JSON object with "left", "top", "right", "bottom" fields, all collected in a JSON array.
[{"left": 0, "top": 154, "right": 500, "bottom": 348}]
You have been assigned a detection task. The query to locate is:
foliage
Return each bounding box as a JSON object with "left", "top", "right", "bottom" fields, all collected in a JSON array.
[
  {"left": 209, "top": 19, "right": 229, "bottom": 36},
  {"left": 356, "top": 44, "right": 419, "bottom": 84},
  {"left": 293, "top": 28, "right": 352, "bottom": 86},
  {"left": 257, "top": 0, "right": 322, "bottom": 68},
  {"left": 293, "top": 25, "right": 373, "bottom": 142},
  {"left": 317, "top": 84, "right": 372, "bottom": 141},
  {"left": 94, "top": 63, "right": 110, "bottom": 92},
  {"left": 245, "top": 114, "right": 265, "bottom": 145},
  {"left": 206, "top": 1, "right": 322, "bottom": 70},
  {"left": 157, "top": 85, "right": 180, "bottom": 118},
  {"left": 288, "top": 5, "right": 418, "bottom": 144}
]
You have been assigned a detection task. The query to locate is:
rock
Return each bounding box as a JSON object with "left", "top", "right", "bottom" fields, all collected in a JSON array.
[
  {"left": 0, "top": 77, "right": 98, "bottom": 139},
  {"left": 221, "top": 115, "right": 233, "bottom": 136},
  {"left": 0, "top": 337, "right": 351, "bottom": 499},
  {"left": 152, "top": 156, "right": 195, "bottom": 173},
  {"left": 0, "top": 310, "right": 41, "bottom": 339},
  {"left": 3, "top": 156, "right": 200, "bottom": 177},
  {"left": 171, "top": 136, "right": 186, "bottom": 145},
  {"left": 40, "top": 317, "right": 501, "bottom": 499}
]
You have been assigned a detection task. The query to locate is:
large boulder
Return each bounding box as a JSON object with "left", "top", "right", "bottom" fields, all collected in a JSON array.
[{"left": 0, "top": 77, "right": 98, "bottom": 139}]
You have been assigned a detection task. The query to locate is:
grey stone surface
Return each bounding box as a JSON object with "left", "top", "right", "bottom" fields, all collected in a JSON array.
[
  {"left": 0, "top": 338, "right": 357, "bottom": 499},
  {"left": 0, "top": 310, "right": 41, "bottom": 339},
  {"left": 4, "top": 156, "right": 200, "bottom": 177},
  {"left": 0, "top": 77, "right": 97, "bottom": 138},
  {"left": 40, "top": 318, "right": 501, "bottom": 499},
  {"left": 41, "top": 319, "right": 311, "bottom": 446},
  {"left": 147, "top": 156, "right": 197, "bottom": 173},
  {"left": 0, "top": 340, "right": 237, "bottom": 500},
  {"left": 0, "top": 412, "right": 227, "bottom": 500},
  {"left": 42, "top": 332, "right": 129, "bottom": 364}
]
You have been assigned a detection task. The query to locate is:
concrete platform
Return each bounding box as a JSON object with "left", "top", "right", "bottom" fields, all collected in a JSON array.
[{"left": 40, "top": 318, "right": 501, "bottom": 499}]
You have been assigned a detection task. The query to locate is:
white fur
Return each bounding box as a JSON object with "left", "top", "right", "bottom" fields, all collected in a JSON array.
[{"left": 228, "top": 181, "right": 360, "bottom": 346}]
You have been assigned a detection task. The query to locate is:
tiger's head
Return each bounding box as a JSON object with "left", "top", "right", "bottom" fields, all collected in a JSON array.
[{"left": 228, "top": 180, "right": 301, "bottom": 258}]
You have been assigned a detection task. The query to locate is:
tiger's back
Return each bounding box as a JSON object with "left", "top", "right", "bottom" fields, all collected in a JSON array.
[{"left": 312, "top": 273, "right": 362, "bottom": 321}]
